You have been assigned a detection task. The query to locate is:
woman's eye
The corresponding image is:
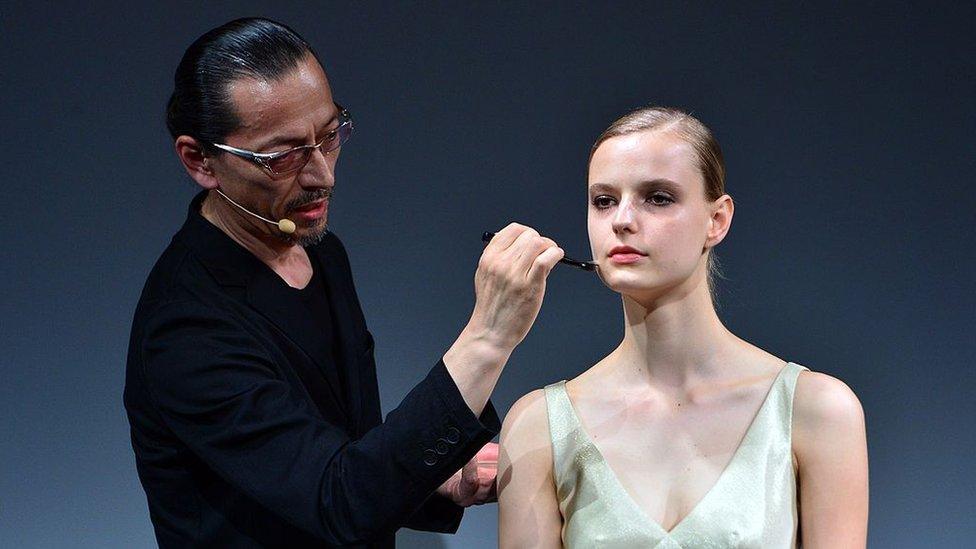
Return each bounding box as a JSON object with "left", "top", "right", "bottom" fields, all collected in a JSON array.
[
  {"left": 592, "top": 195, "right": 616, "bottom": 209},
  {"left": 647, "top": 193, "right": 674, "bottom": 206}
]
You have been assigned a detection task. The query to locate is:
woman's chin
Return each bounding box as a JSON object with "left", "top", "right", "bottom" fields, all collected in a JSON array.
[
  {"left": 602, "top": 275, "right": 660, "bottom": 297},
  {"left": 601, "top": 271, "right": 683, "bottom": 302}
]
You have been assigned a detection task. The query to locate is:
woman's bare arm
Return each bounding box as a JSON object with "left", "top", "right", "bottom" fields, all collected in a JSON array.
[
  {"left": 498, "top": 389, "right": 563, "bottom": 549},
  {"left": 793, "top": 371, "right": 869, "bottom": 548}
]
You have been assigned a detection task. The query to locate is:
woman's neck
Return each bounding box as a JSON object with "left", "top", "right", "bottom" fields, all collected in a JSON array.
[{"left": 612, "top": 278, "right": 739, "bottom": 388}]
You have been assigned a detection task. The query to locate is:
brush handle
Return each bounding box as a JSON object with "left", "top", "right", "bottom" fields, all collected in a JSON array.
[{"left": 480, "top": 231, "right": 598, "bottom": 272}]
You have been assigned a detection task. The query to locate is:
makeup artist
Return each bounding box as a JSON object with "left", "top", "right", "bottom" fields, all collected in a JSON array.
[{"left": 123, "top": 18, "right": 565, "bottom": 548}]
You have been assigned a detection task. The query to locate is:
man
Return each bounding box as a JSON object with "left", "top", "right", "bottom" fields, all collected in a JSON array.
[{"left": 124, "top": 18, "right": 564, "bottom": 548}]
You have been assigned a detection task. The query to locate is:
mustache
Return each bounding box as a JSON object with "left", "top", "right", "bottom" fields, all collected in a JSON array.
[{"left": 285, "top": 188, "right": 333, "bottom": 212}]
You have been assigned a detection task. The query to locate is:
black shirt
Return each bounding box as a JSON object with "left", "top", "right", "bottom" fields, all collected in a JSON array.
[{"left": 293, "top": 254, "right": 347, "bottom": 403}]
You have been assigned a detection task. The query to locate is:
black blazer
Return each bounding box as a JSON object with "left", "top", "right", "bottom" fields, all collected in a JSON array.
[{"left": 124, "top": 193, "right": 500, "bottom": 547}]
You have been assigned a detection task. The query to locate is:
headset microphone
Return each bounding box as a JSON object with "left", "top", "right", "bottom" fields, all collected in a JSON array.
[{"left": 214, "top": 189, "right": 296, "bottom": 234}]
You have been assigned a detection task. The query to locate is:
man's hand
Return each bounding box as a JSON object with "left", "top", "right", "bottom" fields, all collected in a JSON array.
[
  {"left": 442, "top": 223, "right": 564, "bottom": 417},
  {"left": 436, "top": 442, "right": 499, "bottom": 507},
  {"left": 467, "top": 224, "right": 565, "bottom": 351}
]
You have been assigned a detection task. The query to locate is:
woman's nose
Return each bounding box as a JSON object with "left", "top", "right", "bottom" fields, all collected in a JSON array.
[{"left": 611, "top": 199, "right": 637, "bottom": 234}]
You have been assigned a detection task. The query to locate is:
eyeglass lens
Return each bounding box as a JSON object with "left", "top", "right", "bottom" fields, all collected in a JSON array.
[{"left": 266, "top": 122, "right": 352, "bottom": 173}]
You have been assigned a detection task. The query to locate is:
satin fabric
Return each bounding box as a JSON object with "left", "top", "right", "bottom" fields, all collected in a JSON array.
[{"left": 544, "top": 362, "right": 807, "bottom": 548}]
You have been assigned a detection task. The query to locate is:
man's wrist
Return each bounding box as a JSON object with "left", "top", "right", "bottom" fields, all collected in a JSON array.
[
  {"left": 440, "top": 323, "right": 512, "bottom": 417},
  {"left": 443, "top": 323, "right": 512, "bottom": 374}
]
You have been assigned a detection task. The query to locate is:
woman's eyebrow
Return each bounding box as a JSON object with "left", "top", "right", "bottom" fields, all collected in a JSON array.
[
  {"left": 587, "top": 183, "right": 616, "bottom": 194},
  {"left": 636, "top": 178, "right": 681, "bottom": 192},
  {"left": 588, "top": 179, "right": 681, "bottom": 193}
]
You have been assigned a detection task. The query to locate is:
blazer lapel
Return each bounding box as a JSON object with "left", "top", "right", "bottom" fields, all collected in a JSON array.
[{"left": 246, "top": 267, "right": 350, "bottom": 425}]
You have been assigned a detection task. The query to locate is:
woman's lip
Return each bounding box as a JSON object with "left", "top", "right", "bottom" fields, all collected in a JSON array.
[
  {"left": 609, "top": 253, "right": 644, "bottom": 264},
  {"left": 608, "top": 246, "right": 646, "bottom": 256}
]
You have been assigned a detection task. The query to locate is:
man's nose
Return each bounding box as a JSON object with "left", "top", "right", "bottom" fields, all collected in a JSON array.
[{"left": 299, "top": 147, "right": 336, "bottom": 189}]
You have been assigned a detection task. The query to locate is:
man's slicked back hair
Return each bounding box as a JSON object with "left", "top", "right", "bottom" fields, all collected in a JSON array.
[{"left": 166, "top": 17, "right": 316, "bottom": 152}]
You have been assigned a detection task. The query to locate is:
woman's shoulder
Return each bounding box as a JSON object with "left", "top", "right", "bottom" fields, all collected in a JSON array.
[
  {"left": 504, "top": 387, "right": 551, "bottom": 431},
  {"left": 792, "top": 368, "right": 866, "bottom": 460},
  {"left": 503, "top": 377, "right": 567, "bottom": 435},
  {"left": 793, "top": 369, "right": 864, "bottom": 427},
  {"left": 499, "top": 388, "right": 555, "bottom": 479}
]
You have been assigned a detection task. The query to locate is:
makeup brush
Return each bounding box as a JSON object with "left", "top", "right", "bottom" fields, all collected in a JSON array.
[{"left": 481, "top": 231, "right": 598, "bottom": 272}]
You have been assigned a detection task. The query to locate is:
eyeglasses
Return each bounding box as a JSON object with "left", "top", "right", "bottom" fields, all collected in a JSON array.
[{"left": 211, "top": 103, "right": 353, "bottom": 176}]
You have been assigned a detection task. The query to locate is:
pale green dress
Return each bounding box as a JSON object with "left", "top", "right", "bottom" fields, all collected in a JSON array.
[{"left": 544, "top": 362, "right": 807, "bottom": 548}]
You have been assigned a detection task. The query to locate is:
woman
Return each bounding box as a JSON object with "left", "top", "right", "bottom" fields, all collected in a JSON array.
[{"left": 498, "top": 107, "right": 869, "bottom": 548}]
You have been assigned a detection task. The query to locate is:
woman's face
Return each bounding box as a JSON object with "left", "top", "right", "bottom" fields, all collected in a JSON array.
[{"left": 587, "top": 130, "right": 721, "bottom": 301}]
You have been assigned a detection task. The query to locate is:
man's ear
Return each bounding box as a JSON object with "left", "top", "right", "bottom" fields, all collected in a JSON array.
[
  {"left": 705, "top": 194, "right": 734, "bottom": 250},
  {"left": 175, "top": 135, "right": 219, "bottom": 190}
]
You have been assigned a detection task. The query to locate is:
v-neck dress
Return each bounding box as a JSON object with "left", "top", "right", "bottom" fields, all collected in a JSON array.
[{"left": 543, "top": 362, "right": 807, "bottom": 548}]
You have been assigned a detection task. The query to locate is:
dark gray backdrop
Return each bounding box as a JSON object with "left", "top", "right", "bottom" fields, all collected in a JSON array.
[{"left": 2, "top": 2, "right": 974, "bottom": 547}]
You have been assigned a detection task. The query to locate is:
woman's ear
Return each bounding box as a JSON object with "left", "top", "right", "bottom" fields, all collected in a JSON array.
[
  {"left": 705, "top": 194, "right": 734, "bottom": 249},
  {"left": 175, "top": 135, "right": 220, "bottom": 190}
]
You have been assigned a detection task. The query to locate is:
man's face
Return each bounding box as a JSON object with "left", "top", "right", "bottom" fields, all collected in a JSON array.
[{"left": 210, "top": 54, "right": 339, "bottom": 246}]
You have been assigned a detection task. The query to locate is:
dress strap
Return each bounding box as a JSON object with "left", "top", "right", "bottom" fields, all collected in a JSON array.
[
  {"left": 767, "top": 362, "right": 810, "bottom": 442},
  {"left": 543, "top": 381, "right": 578, "bottom": 468},
  {"left": 780, "top": 362, "right": 808, "bottom": 406},
  {"left": 544, "top": 381, "right": 578, "bottom": 437}
]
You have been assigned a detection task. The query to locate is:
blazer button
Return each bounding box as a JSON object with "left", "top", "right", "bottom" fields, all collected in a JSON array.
[
  {"left": 434, "top": 439, "right": 450, "bottom": 455},
  {"left": 423, "top": 449, "right": 438, "bottom": 466},
  {"left": 445, "top": 426, "right": 461, "bottom": 444}
]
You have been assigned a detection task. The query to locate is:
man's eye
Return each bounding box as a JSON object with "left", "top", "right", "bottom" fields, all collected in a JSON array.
[
  {"left": 320, "top": 128, "right": 339, "bottom": 147},
  {"left": 592, "top": 196, "right": 616, "bottom": 208},
  {"left": 268, "top": 149, "right": 308, "bottom": 172}
]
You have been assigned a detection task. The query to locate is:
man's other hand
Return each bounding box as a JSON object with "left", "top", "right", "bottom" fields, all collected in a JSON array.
[{"left": 436, "top": 442, "right": 498, "bottom": 507}]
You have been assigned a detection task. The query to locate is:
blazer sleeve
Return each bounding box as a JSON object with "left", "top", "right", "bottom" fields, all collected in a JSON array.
[
  {"left": 139, "top": 300, "right": 500, "bottom": 545},
  {"left": 401, "top": 406, "right": 501, "bottom": 535},
  {"left": 404, "top": 492, "right": 465, "bottom": 533}
]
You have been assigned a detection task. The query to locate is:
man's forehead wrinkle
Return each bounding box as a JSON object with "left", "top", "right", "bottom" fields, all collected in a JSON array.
[
  {"left": 226, "top": 78, "right": 283, "bottom": 133},
  {"left": 228, "top": 77, "right": 279, "bottom": 109}
]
